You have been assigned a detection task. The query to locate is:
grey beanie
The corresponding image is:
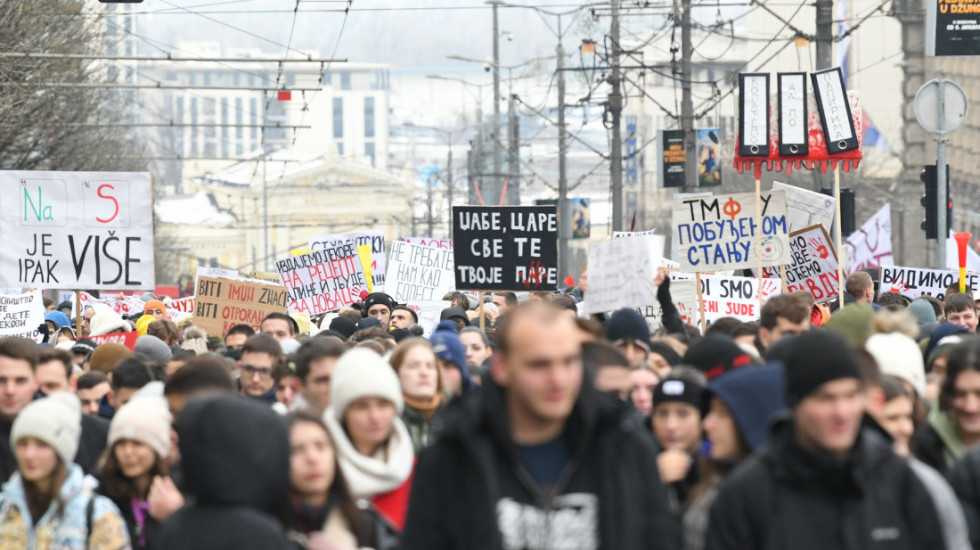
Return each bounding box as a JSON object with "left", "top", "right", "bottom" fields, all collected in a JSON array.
[
  {"left": 134, "top": 335, "right": 173, "bottom": 364},
  {"left": 907, "top": 299, "right": 938, "bottom": 326},
  {"left": 11, "top": 393, "right": 82, "bottom": 466}
]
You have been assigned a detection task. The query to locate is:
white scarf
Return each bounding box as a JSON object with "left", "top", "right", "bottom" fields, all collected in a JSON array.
[{"left": 323, "top": 407, "right": 415, "bottom": 498}]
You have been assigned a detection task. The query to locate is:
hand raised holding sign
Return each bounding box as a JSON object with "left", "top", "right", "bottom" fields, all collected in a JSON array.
[{"left": 654, "top": 266, "right": 667, "bottom": 287}]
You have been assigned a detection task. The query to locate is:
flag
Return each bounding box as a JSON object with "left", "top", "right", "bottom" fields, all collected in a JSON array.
[
  {"left": 861, "top": 110, "right": 891, "bottom": 151},
  {"left": 836, "top": 0, "right": 850, "bottom": 87}
]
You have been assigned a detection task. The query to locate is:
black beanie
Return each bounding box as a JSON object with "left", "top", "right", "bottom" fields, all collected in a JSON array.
[
  {"left": 648, "top": 342, "right": 682, "bottom": 366},
  {"left": 361, "top": 293, "right": 396, "bottom": 317},
  {"left": 653, "top": 377, "right": 705, "bottom": 409},
  {"left": 784, "top": 330, "right": 862, "bottom": 407},
  {"left": 683, "top": 334, "right": 753, "bottom": 381},
  {"left": 605, "top": 308, "right": 651, "bottom": 349},
  {"left": 328, "top": 317, "right": 357, "bottom": 340}
]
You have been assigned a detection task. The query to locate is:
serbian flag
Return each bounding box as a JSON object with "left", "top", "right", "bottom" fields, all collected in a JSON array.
[{"left": 861, "top": 110, "right": 891, "bottom": 151}]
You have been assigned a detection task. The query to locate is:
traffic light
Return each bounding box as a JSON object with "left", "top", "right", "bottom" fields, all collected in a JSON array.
[{"left": 920, "top": 164, "right": 951, "bottom": 239}]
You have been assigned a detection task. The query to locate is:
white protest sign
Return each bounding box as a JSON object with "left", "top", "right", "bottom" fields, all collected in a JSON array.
[
  {"left": 673, "top": 191, "right": 790, "bottom": 272},
  {"left": 0, "top": 171, "right": 155, "bottom": 289},
  {"left": 399, "top": 237, "right": 453, "bottom": 250},
  {"left": 613, "top": 229, "right": 656, "bottom": 238},
  {"left": 698, "top": 275, "right": 782, "bottom": 325},
  {"left": 762, "top": 225, "right": 840, "bottom": 303},
  {"left": 309, "top": 231, "right": 387, "bottom": 289},
  {"left": 879, "top": 265, "right": 980, "bottom": 301},
  {"left": 639, "top": 275, "right": 700, "bottom": 332},
  {"left": 405, "top": 300, "right": 451, "bottom": 337},
  {"left": 168, "top": 296, "right": 196, "bottom": 319},
  {"left": 844, "top": 204, "right": 893, "bottom": 274},
  {"left": 386, "top": 241, "right": 456, "bottom": 302},
  {"left": 71, "top": 291, "right": 145, "bottom": 318},
  {"left": 0, "top": 290, "right": 46, "bottom": 342},
  {"left": 585, "top": 235, "right": 667, "bottom": 314},
  {"left": 276, "top": 244, "right": 369, "bottom": 315},
  {"left": 772, "top": 181, "right": 836, "bottom": 234}
]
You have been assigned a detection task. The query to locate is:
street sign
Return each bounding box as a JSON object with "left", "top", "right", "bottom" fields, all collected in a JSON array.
[{"left": 914, "top": 78, "right": 968, "bottom": 134}]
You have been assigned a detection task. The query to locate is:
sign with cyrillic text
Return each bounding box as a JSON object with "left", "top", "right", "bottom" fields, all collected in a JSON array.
[
  {"left": 844, "top": 204, "right": 893, "bottom": 274},
  {"left": 763, "top": 225, "right": 840, "bottom": 303},
  {"left": 0, "top": 290, "right": 45, "bottom": 342},
  {"left": 880, "top": 265, "right": 980, "bottom": 301},
  {"left": 308, "top": 230, "right": 387, "bottom": 289},
  {"left": 276, "top": 244, "right": 368, "bottom": 315},
  {"left": 386, "top": 241, "right": 455, "bottom": 302},
  {"left": 194, "top": 276, "right": 289, "bottom": 336}
]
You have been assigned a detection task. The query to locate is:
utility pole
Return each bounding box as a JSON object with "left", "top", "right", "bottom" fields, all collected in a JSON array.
[
  {"left": 427, "top": 172, "right": 435, "bottom": 238},
  {"left": 262, "top": 156, "right": 269, "bottom": 271},
  {"left": 492, "top": 2, "right": 504, "bottom": 205},
  {"left": 815, "top": 0, "right": 834, "bottom": 70},
  {"left": 557, "top": 16, "right": 570, "bottom": 280},
  {"left": 680, "top": 0, "right": 697, "bottom": 190},
  {"left": 609, "top": 0, "right": 624, "bottom": 232},
  {"left": 508, "top": 92, "right": 520, "bottom": 205},
  {"left": 446, "top": 137, "right": 454, "bottom": 224}
]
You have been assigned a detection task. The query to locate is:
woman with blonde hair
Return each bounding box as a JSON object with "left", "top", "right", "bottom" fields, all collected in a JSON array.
[{"left": 389, "top": 338, "right": 445, "bottom": 452}]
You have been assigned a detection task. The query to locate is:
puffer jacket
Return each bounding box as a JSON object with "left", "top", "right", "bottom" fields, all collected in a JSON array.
[{"left": 0, "top": 464, "right": 130, "bottom": 550}]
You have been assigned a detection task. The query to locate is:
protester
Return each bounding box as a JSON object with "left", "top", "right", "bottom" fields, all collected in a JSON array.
[
  {"left": 0, "top": 393, "right": 130, "bottom": 549},
  {"left": 945, "top": 293, "right": 979, "bottom": 333},
  {"left": 651, "top": 368, "right": 706, "bottom": 513},
  {"left": 458, "top": 327, "right": 493, "bottom": 371},
  {"left": 756, "top": 295, "right": 810, "bottom": 352},
  {"left": 89, "top": 343, "right": 133, "bottom": 378},
  {"left": 362, "top": 293, "right": 397, "bottom": 330},
  {"left": 274, "top": 364, "right": 303, "bottom": 411},
  {"left": 134, "top": 335, "right": 173, "bottom": 367},
  {"left": 491, "top": 291, "right": 518, "bottom": 316},
  {"left": 629, "top": 363, "right": 661, "bottom": 415},
  {"left": 77, "top": 371, "right": 112, "bottom": 417},
  {"left": 429, "top": 321, "right": 473, "bottom": 397},
  {"left": 260, "top": 313, "right": 296, "bottom": 342},
  {"left": 682, "top": 334, "right": 754, "bottom": 381},
  {"left": 292, "top": 337, "right": 346, "bottom": 416},
  {"left": 402, "top": 303, "right": 679, "bottom": 549},
  {"left": 389, "top": 306, "right": 418, "bottom": 330},
  {"left": 389, "top": 338, "right": 445, "bottom": 452},
  {"left": 35, "top": 348, "right": 74, "bottom": 396},
  {"left": 109, "top": 359, "right": 155, "bottom": 414},
  {"left": 605, "top": 307, "right": 654, "bottom": 365},
  {"left": 323, "top": 348, "right": 415, "bottom": 531},
  {"left": 238, "top": 334, "right": 282, "bottom": 404},
  {"left": 89, "top": 309, "right": 131, "bottom": 338},
  {"left": 143, "top": 300, "right": 167, "bottom": 321},
  {"left": 438, "top": 306, "right": 470, "bottom": 329},
  {"left": 845, "top": 271, "right": 875, "bottom": 305},
  {"left": 582, "top": 340, "right": 631, "bottom": 401},
  {"left": 162, "top": 355, "right": 236, "bottom": 423},
  {"left": 224, "top": 324, "right": 255, "bottom": 350}
]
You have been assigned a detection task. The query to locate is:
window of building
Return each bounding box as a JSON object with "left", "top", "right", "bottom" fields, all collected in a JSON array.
[
  {"left": 364, "top": 97, "right": 375, "bottom": 139},
  {"left": 333, "top": 98, "right": 343, "bottom": 139},
  {"left": 365, "top": 142, "right": 375, "bottom": 167},
  {"left": 341, "top": 72, "right": 351, "bottom": 90}
]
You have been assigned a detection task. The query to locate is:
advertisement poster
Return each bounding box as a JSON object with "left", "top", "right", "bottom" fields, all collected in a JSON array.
[{"left": 697, "top": 129, "right": 722, "bottom": 187}]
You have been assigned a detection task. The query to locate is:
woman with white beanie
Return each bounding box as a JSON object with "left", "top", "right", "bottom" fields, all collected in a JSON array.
[
  {"left": 97, "top": 394, "right": 184, "bottom": 549},
  {"left": 0, "top": 393, "right": 130, "bottom": 549},
  {"left": 323, "top": 348, "right": 414, "bottom": 533}
]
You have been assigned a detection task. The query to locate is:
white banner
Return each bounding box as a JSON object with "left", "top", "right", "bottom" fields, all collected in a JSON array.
[
  {"left": 405, "top": 300, "right": 452, "bottom": 337},
  {"left": 309, "top": 230, "right": 387, "bottom": 289},
  {"left": 880, "top": 265, "right": 980, "bottom": 301},
  {"left": 386, "top": 241, "right": 456, "bottom": 303},
  {"left": 844, "top": 204, "right": 893, "bottom": 274},
  {"left": 0, "top": 290, "right": 46, "bottom": 342},
  {"left": 772, "top": 181, "right": 836, "bottom": 234},
  {"left": 698, "top": 275, "right": 782, "bottom": 324},
  {"left": 586, "top": 235, "right": 667, "bottom": 314}
]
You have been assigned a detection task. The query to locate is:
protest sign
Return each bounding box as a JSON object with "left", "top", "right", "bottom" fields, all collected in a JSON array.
[
  {"left": 193, "top": 276, "right": 289, "bottom": 336},
  {"left": 772, "top": 181, "right": 836, "bottom": 234},
  {"left": 246, "top": 271, "right": 282, "bottom": 284},
  {"left": 452, "top": 206, "right": 559, "bottom": 291},
  {"left": 168, "top": 296, "right": 196, "bottom": 320},
  {"left": 613, "top": 229, "right": 656, "bottom": 238},
  {"left": 639, "top": 275, "right": 699, "bottom": 332},
  {"left": 844, "top": 204, "right": 894, "bottom": 274},
  {"left": 586, "top": 235, "right": 666, "bottom": 314},
  {"left": 404, "top": 300, "right": 451, "bottom": 337},
  {"left": 0, "top": 171, "right": 155, "bottom": 289},
  {"left": 880, "top": 265, "right": 980, "bottom": 301},
  {"left": 0, "top": 290, "right": 45, "bottom": 342},
  {"left": 386, "top": 241, "right": 456, "bottom": 302},
  {"left": 399, "top": 237, "right": 453, "bottom": 250},
  {"left": 672, "top": 190, "right": 790, "bottom": 272},
  {"left": 276, "top": 244, "right": 368, "bottom": 315},
  {"left": 762, "top": 225, "right": 840, "bottom": 303},
  {"left": 71, "top": 291, "right": 144, "bottom": 318},
  {"left": 89, "top": 331, "right": 139, "bottom": 351},
  {"left": 308, "top": 230, "right": 387, "bottom": 289},
  {"left": 698, "top": 275, "right": 782, "bottom": 325}
]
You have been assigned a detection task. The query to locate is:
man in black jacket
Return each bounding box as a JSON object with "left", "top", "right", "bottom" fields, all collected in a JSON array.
[
  {"left": 402, "top": 302, "right": 679, "bottom": 550},
  {"left": 705, "top": 330, "right": 946, "bottom": 550}
]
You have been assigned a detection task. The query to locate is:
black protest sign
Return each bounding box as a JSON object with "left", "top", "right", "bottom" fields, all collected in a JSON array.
[{"left": 452, "top": 206, "right": 558, "bottom": 291}]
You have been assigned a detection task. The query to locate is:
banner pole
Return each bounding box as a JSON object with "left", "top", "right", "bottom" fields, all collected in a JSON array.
[
  {"left": 755, "top": 178, "right": 763, "bottom": 310},
  {"left": 75, "top": 290, "right": 82, "bottom": 336},
  {"left": 834, "top": 167, "right": 845, "bottom": 309},
  {"left": 696, "top": 273, "right": 706, "bottom": 334},
  {"left": 780, "top": 264, "right": 788, "bottom": 293},
  {"left": 479, "top": 291, "right": 486, "bottom": 331}
]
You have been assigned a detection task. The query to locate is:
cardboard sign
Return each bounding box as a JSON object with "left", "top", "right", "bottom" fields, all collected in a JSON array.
[
  {"left": 275, "top": 244, "right": 368, "bottom": 315},
  {"left": 0, "top": 290, "right": 46, "bottom": 342},
  {"left": 844, "top": 204, "right": 893, "bottom": 274},
  {"left": 452, "top": 206, "right": 559, "bottom": 291},
  {"left": 308, "top": 230, "right": 387, "bottom": 289},
  {"left": 763, "top": 225, "right": 840, "bottom": 303},
  {"left": 386, "top": 241, "right": 456, "bottom": 302},
  {"left": 586, "top": 235, "right": 667, "bottom": 314},
  {"left": 193, "top": 276, "right": 289, "bottom": 337},
  {"left": 699, "top": 275, "right": 782, "bottom": 325},
  {"left": 89, "top": 331, "right": 139, "bottom": 351},
  {"left": 880, "top": 265, "right": 980, "bottom": 301},
  {"left": 0, "top": 171, "right": 155, "bottom": 289},
  {"left": 404, "top": 300, "right": 452, "bottom": 337},
  {"left": 772, "top": 181, "right": 836, "bottom": 234},
  {"left": 399, "top": 237, "right": 453, "bottom": 250},
  {"left": 673, "top": 190, "right": 790, "bottom": 272}
]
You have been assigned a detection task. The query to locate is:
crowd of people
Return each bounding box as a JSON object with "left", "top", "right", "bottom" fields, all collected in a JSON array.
[{"left": 4, "top": 266, "right": 980, "bottom": 549}]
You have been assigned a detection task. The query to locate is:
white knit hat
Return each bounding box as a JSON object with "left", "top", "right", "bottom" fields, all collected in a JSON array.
[
  {"left": 328, "top": 348, "right": 404, "bottom": 420},
  {"left": 865, "top": 332, "right": 926, "bottom": 397},
  {"left": 108, "top": 394, "right": 172, "bottom": 459},
  {"left": 89, "top": 309, "right": 131, "bottom": 337},
  {"left": 11, "top": 393, "right": 82, "bottom": 466}
]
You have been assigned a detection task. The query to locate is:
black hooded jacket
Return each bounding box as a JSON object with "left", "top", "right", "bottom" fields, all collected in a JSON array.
[
  {"left": 705, "top": 414, "right": 945, "bottom": 550},
  {"left": 156, "top": 394, "right": 291, "bottom": 550},
  {"left": 401, "top": 376, "right": 680, "bottom": 550}
]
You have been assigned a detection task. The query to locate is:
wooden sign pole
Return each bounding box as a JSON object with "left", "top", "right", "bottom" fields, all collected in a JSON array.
[
  {"left": 696, "top": 273, "right": 707, "bottom": 334},
  {"left": 74, "top": 290, "right": 82, "bottom": 336},
  {"left": 755, "top": 178, "right": 764, "bottom": 309},
  {"left": 834, "top": 168, "right": 845, "bottom": 309},
  {"left": 478, "top": 291, "right": 486, "bottom": 331}
]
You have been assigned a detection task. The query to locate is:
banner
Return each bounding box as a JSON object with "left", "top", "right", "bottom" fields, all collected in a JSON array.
[
  {"left": 613, "top": 229, "right": 656, "bottom": 238},
  {"left": 926, "top": 0, "right": 980, "bottom": 56},
  {"left": 880, "top": 265, "right": 980, "bottom": 301},
  {"left": 404, "top": 300, "right": 452, "bottom": 337},
  {"left": 0, "top": 290, "right": 45, "bottom": 342},
  {"left": 386, "top": 241, "right": 456, "bottom": 302},
  {"left": 399, "top": 237, "right": 453, "bottom": 250},
  {"left": 662, "top": 130, "right": 686, "bottom": 188},
  {"left": 639, "top": 275, "right": 699, "bottom": 332},
  {"left": 0, "top": 171, "right": 155, "bottom": 289},
  {"left": 308, "top": 230, "right": 387, "bottom": 289},
  {"left": 697, "top": 129, "right": 722, "bottom": 187},
  {"left": 586, "top": 235, "right": 667, "bottom": 314},
  {"left": 771, "top": 181, "right": 836, "bottom": 234},
  {"left": 763, "top": 225, "right": 840, "bottom": 303},
  {"left": 168, "top": 296, "right": 196, "bottom": 320},
  {"left": 699, "top": 275, "right": 782, "bottom": 324},
  {"left": 193, "top": 276, "right": 289, "bottom": 336},
  {"left": 844, "top": 204, "right": 893, "bottom": 274},
  {"left": 276, "top": 244, "right": 368, "bottom": 315},
  {"left": 72, "top": 291, "right": 145, "bottom": 318},
  {"left": 89, "top": 331, "right": 139, "bottom": 351},
  {"left": 452, "top": 206, "right": 559, "bottom": 291},
  {"left": 673, "top": 190, "right": 790, "bottom": 272}
]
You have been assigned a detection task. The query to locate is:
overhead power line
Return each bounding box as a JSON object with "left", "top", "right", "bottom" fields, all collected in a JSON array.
[
  {"left": 0, "top": 82, "right": 321, "bottom": 92},
  {"left": 0, "top": 52, "right": 346, "bottom": 64}
]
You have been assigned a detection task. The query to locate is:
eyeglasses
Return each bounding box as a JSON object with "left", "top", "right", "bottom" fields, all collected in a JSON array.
[{"left": 241, "top": 364, "right": 272, "bottom": 378}]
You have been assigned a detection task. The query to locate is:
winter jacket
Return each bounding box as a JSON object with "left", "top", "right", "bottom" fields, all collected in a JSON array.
[
  {"left": 908, "top": 459, "right": 971, "bottom": 550},
  {"left": 705, "top": 415, "right": 946, "bottom": 550},
  {"left": 658, "top": 275, "right": 686, "bottom": 336},
  {"left": 911, "top": 407, "right": 965, "bottom": 476},
  {"left": 0, "top": 464, "right": 130, "bottom": 550},
  {"left": 102, "top": 494, "right": 161, "bottom": 550},
  {"left": 946, "top": 442, "right": 980, "bottom": 549},
  {"left": 682, "top": 474, "right": 721, "bottom": 550},
  {"left": 286, "top": 500, "right": 400, "bottom": 550},
  {"left": 401, "top": 376, "right": 680, "bottom": 550},
  {"left": 401, "top": 401, "right": 445, "bottom": 452},
  {"left": 155, "top": 394, "right": 291, "bottom": 550},
  {"left": 0, "top": 414, "right": 109, "bottom": 483}
]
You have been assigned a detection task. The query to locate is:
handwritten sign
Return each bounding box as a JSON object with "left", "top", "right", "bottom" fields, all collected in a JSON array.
[
  {"left": 404, "top": 300, "right": 452, "bottom": 337},
  {"left": 763, "top": 225, "right": 840, "bottom": 303},
  {"left": 640, "top": 275, "right": 700, "bottom": 332},
  {"left": 613, "top": 229, "right": 657, "bottom": 238},
  {"left": 308, "top": 230, "right": 387, "bottom": 289},
  {"left": 772, "top": 181, "right": 836, "bottom": 234},
  {"left": 71, "top": 291, "right": 145, "bottom": 318},
  {"left": 89, "top": 331, "right": 139, "bottom": 351},
  {"left": 699, "top": 275, "right": 782, "bottom": 325},
  {"left": 0, "top": 171, "right": 154, "bottom": 289},
  {"left": 586, "top": 235, "right": 666, "bottom": 314},
  {"left": 452, "top": 206, "right": 558, "bottom": 291},
  {"left": 880, "top": 265, "right": 980, "bottom": 301},
  {"left": 167, "top": 296, "right": 196, "bottom": 320},
  {"left": 672, "top": 190, "right": 790, "bottom": 272},
  {"left": 844, "top": 204, "right": 893, "bottom": 274},
  {"left": 276, "top": 244, "right": 368, "bottom": 315},
  {"left": 0, "top": 290, "right": 45, "bottom": 342},
  {"left": 193, "top": 276, "right": 289, "bottom": 336},
  {"left": 399, "top": 237, "right": 453, "bottom": 250},
  {"left": 386, "top": 241, "right": 456, "bottom": 302}
]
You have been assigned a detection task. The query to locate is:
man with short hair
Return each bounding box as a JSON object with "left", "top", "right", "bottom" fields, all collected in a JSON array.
[
  {"left": 403, "top": 303, "right": 679, "bottom": 549},
  {"left": 76, "top": 370, "right": 111, "bottom": 416},
  {"left": 35, "top": 348, "right": 74, "bottom": 396},
  {"left": 164, "top": 355, "right": 236, "bottom": 422},
  {"left": 110, "top": 358, "right": 154, "bottom": 412},
  {"left": 293, "top": 337, "right": 346, "bottom": 415},
  {"left": 944, "top": 292, "right": 978, "bottom": 333},
  {"left": 492, "top": 291, "right": 518, "bottom": 316},
  {"left": 705, "top": 330, "right": 946, "bottom": 550},
  {"left": 224, "top": 324, "right": 255, "bottom": 350},
  {"left": 259, "top": 313, "right": 294, "bottom": 342},
  {"left": 845, "top": 271, "right": 875, "bottom": 305},
  {"left": 238, "top": 334, "right": 281, "bottom": 403},
  {"left": 758, "top": 294, "right": 810, "bottom": 351},
  {"left": 390, "top": 305, "right": 418, "bottom": 330},
  {"left": 79, "top": 305, "right": 96, "bottom": 338},
  {"left": 362, "top": 292, "right": 397, "bottom": 330},
  {"left": 582, "top": 340, "right": 632, "bottom": 402}
]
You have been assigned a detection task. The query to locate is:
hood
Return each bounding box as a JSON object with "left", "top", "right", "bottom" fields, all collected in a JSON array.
[
  {"left": 927, "top": 406, "right": 965, "bottom": 465},
  {"left": 706, "top": 364, "right": 786, "bottom": 452},
  {"left": 176, "top": 394, "right": 288, "bottom": 513},
  {"left": 45, "top": 311, "right": 71, "bottom": 330}
]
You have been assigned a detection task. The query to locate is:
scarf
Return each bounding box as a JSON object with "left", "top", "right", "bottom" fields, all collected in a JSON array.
[
  {"left": 323, "top": 409, "right": 415, "bottom": 499},
  {"left": 403, "top": 393, "right": 443, "bottom": 421}
]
